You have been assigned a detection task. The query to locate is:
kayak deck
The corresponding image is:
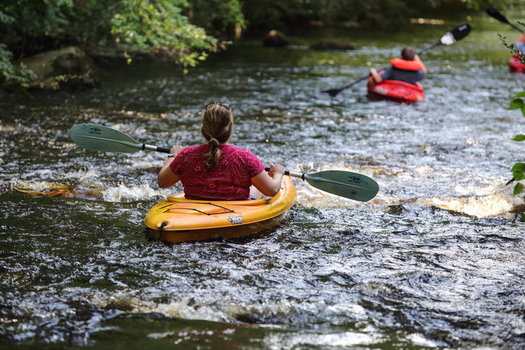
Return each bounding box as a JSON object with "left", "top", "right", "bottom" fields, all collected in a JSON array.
[
  {"left": 145, "top": 176, "right": 296, "bottom": 243},
  {"left": 367, "top": 78, "right": 424, "bottom": 103}
]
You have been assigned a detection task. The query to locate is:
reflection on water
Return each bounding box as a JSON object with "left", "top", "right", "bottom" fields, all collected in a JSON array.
[{"left": 1, "top": 17, "right": 525, "bottom": 349}]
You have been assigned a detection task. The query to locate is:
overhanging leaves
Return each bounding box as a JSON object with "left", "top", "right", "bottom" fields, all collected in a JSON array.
[
  {"left": 514, "top": 182, "right": 524, "bottom": 196},
  {"left": 508, "top": 98, "right": 524, "bottom": 110},
  {"left": 511, "top": 162, "right": 525, "bottom": 181}
]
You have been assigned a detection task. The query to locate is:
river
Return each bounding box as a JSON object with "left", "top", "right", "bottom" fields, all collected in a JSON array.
[{"left": 1, "top": 14, "right": 524, "bottom": 349}]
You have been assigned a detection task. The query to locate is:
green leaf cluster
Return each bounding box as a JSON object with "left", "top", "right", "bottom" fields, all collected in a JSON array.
[
  {"left": 0, "top": 0, "right": 74, "bottom": 87},
  {"left": 0, "top": 44, "right": 36, "bottom": 88},
  {"left": 110, "top": 0, "right": 218, "bottom": 68},
  {"left": 509, "top": 92, "right": 525, "bottom": 115},
  {"left": 507, "top": 91, "right": 525, "bottom": 218},
  {"left": 239, "top": 0, "right": 514, "bottom": 31},
  {"left": 499, "top": 30, "right": 525, "bottom": 64},
  {"left": 188, "top": 0, "right": 244, "bottom": 36},
  {"left": 500, "top": 16, "right": 525, "bottom": 221},
  {"left": 0, "top": 0, "right": 230, "bottom": 87}
]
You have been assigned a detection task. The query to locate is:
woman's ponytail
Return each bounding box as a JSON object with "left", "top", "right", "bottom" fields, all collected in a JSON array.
[
  {"left": 205, "top": 137, "right": 221, "bottom": 169},
  {"left": 201, "top": 103, "right": 233, "bottom": 170}
]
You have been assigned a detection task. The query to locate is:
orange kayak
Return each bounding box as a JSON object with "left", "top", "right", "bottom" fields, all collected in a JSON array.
[
  {"left": 367, "top": 77, "right": 424, "bottom": 103},
  {"left": 145, "top": 176, "right": 296, "bottom": 243}
]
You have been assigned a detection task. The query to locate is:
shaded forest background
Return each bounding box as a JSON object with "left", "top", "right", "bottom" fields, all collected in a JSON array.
[{"left": 0, "top": 0, "right": 517, "bottom": 89}]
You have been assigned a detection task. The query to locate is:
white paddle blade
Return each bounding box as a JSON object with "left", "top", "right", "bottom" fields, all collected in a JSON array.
[{"left": 440, "top": 32, "right": 456, "bottom": 45}]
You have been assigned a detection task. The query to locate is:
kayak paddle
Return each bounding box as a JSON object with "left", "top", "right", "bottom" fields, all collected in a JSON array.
[
  {"left": 486, "top": 7, "right": 524, "bottom": 33},
  {"left": 70, "top": 123, "right": 379, "bottom": 202},
  {"left": 70, "top": 123, "right": 171, "bottom": 153},
  {"left": 322, "top": 23, "right": 472, "bottom": 97},
  {"left": 264, "top": 167, "right": 378, "bottom": 202}
]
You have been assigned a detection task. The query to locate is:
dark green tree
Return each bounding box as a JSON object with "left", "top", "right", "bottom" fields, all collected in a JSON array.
[
  {"left": 0, "top": 0, "right": 519, "bottom": 88},
  {"left": 0, "top": 0, "right": 224, "bottom": 86}
]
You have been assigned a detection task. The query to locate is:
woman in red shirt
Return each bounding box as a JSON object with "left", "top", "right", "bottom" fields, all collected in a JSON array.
[{"left": 157, "top": 102, "right": 285, "bottom": 200}]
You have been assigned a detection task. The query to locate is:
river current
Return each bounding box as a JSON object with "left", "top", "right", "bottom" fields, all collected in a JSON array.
[{"left": 1, "top": 16, "right": 524, "bottom": 349}]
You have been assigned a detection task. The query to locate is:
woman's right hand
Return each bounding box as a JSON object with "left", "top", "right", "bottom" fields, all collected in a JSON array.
[
  {"left": 251, "top": 163, "right": 285, "bottom": 197},
  {"left": 268, "top": 163, "right": 285, "bottom": 178}
]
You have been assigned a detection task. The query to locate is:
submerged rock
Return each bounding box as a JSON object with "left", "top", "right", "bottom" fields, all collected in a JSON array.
[
  {"left": 20, "top": 46, "right": 99, "bottom": 90},
  {"left": 13, "top": 182, "right": 102, "bottom": 199}
]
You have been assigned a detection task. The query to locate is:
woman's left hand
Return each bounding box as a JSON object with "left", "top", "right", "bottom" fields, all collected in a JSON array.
[{"left": 170, "top": 145, "right": 184, "bottom": 155}]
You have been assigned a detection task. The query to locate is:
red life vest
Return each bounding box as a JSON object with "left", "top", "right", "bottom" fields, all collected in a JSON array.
[{"left": 390, "top": 58, "right": 424, "bottom": 71}]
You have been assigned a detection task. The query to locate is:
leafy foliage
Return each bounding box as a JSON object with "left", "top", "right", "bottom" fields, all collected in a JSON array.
[
  {"left": 0, "top": 44, "right": 36, "bottom": 87},
  {"left": 1, "top": 0, "right": 74, "bottom": 51},
  {"left": 238, "top": 0, "right": 510, "bottom": 31},
  {"left": 499, "top": 24, "right": 525, "bottom": 64},
  {"left": 501, "top": 18, "right": 525, "bottom": 220},
  {"left": 462, "top": 0, "right": 512, "bottom": 11},
  {"left": 0, "top": 0, "right": 519, "bottom": 88},
  {"left": 507, "top": 89, "right": 525, "bottom": 221},
  {"left": 0, "top": 0, "right": 224, "bottom": 86},
  {"left": 110, "top": 0, "right": 218, "bottom": 70},
  {"left": 508, "top": 92, "right": 525, "bottom": 189},
  {"left": 188, "top": 0, "right": 245, "bottom": 37}
]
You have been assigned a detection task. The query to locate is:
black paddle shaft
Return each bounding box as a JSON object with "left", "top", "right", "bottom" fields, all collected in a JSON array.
[
  {"left": 264, "top": 167, "right": 292, "bottom": 176},
  {"left": 486, "top": 7, "right": 524, "bottom": 33}
]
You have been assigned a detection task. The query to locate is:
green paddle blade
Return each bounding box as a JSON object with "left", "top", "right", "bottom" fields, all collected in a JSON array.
[
  {"left": 70, "top": 124, "right": 143, "bottom": 153},
  {"left": 303, "top": 170, "right": 379, "bottom": 202}
]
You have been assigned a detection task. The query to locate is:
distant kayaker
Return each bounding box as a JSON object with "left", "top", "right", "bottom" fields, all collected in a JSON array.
[
  {"left": 369, "top": 46, "right": 428, "bottom": 85},
  {"left": 515, "top": 33, "right": 525, "bottom": 55},
  {"left": 157, "top": 102, "right": 285, "bottom": 200}
]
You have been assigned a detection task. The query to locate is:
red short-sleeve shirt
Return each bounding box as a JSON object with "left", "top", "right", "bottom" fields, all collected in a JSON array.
[{"left": 170, "top": 144, "right": 265, "bottom": 200}]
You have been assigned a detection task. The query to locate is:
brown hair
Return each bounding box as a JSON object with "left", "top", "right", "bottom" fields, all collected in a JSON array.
[
  {"left": 201, "top": 102, "right": 233, "bottom": 170},
  {"left": 401, "top": 46, "right": 416, "bottom": 61}
]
